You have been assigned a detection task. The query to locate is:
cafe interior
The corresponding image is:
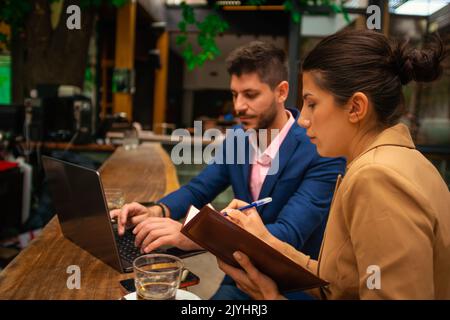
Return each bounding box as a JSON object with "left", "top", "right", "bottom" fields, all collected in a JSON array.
[{"left": 0, "top": 0, "right": 449, "bottom": 300}]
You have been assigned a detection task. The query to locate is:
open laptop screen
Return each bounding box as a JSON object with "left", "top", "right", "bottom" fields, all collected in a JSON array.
[{"left": 42, "top": 156, "right": 122, "bottom": 272}]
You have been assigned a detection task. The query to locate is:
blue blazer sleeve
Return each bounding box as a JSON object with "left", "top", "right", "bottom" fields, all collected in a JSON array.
[
  {"left": 158, "top": 139, "right": 231, "bottom": 220},
  {"left": 265, "top": 155, "right": 345, "bottom": 250}
]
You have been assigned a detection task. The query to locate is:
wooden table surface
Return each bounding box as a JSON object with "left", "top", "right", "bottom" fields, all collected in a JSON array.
[
  {"left": 0, "top": 143, "right": 183, "bottom": 299},
  {"left": 21, "top": 141, "right": 117, "bottom": 152}
]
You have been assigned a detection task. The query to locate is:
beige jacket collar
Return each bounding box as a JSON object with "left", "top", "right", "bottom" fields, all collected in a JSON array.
[{"left": 347, "top": 123, "right": 416, "bottom": 170}]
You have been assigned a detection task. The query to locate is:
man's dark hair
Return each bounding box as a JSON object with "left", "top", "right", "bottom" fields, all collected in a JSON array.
[{"left": 226, "top": 41, "right": 288, "bottom": 89}]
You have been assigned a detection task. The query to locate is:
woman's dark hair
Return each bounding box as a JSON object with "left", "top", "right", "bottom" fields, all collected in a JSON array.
[
  {"left": 302, "top": 29, "right": 446, "bottom": 127},
  {"left": 226, "top": 41, "right": 288, "bottom": 89}
]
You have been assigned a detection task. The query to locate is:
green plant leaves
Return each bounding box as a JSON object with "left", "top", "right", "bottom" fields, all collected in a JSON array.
[
  {"left": 176, "top": 34, "right": 187, "bottom": 45},
  {"left": 111, "top": 0, "right": 128, "bottom": 7},
  {"left": 292, "top": 11, "right": 301, "bottom": 23},
  {"left": 0, "top": 0, "right": 32, "bottom": 46},
  {"left": 176, "top": 1, "right": 229, "bottom": 71},
  {"left": 0, "top": 31, "right": 7, "bottom": 51},
  {"left": 283, "top": 0, "right": 350, "bottom": 24},
  {"left": 176, "top": 0, "right": 351, "bottom": 69},
  {"left": 181, "top": 2, "right": 196, "bottom": 24}
]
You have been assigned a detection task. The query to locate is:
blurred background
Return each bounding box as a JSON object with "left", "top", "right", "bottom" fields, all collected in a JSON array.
[{"left": 0, "top": 0, "right": 449, "bottom": 268}]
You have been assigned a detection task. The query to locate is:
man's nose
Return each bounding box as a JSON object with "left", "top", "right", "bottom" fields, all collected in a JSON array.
[{"left": 234, "top": 95, "right": 248, "bottom": 114}]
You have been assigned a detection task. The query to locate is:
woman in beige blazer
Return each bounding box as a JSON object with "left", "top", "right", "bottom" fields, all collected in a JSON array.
[{"left": 218, "top": 29, "right": 450, "bottom": 300}]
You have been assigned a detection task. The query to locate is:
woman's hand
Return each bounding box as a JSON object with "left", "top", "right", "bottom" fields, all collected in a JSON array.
[
  {"left": 221, "top": 199, "right": 273, "bottom": 244},
  {"left": 217, "top": 251, "right": 284, "bottom": 300}
]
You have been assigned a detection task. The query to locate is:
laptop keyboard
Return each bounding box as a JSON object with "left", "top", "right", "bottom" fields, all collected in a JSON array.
[
  {"left": 113, "top": 226, "right": 207, "bottom": 264},
  {"left": 114, "top": 228, "right": 142, "bottom": 264}
]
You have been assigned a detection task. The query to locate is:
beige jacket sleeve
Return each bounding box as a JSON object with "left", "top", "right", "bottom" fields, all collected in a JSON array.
[
  {"left": 269, "top": 237, "right": 322, "bottom": 299},
  {"left": 342, "top": 164, "right": 436, "bottom": 299}
]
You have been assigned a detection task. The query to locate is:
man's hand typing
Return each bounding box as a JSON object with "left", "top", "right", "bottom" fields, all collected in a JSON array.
[{"left": 109, "top": 202, "right": 164, "bottom": 236}]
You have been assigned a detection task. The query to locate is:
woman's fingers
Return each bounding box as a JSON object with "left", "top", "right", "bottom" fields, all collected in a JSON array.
[
  {"left": 241, "top": 207, "right": 259, "bottom": 217},
  {"left": 217, "top": 259, "right": 249, "bottom": 285},
  {"left": 233, "top": 251, "right": 260, "bottom": 282},
  {"left": 233, "top": 251, "right": 282, "bottom": 300},
  {"left": 223, "top": 208, "right": 247, "bottom": 219},
  {"left": 217, "top": 256, "right": 261, "bottom": 299},
  {"left": 223, "top": 199, "right": 249, "bottom": 211},
  {"left": 222, "top": 209, "right": 248, "bottom": 227}
]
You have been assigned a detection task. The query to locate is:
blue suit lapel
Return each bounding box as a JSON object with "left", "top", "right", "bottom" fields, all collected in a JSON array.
[{"left": 241, "top": 135, "right": 253, "bottom": 203}]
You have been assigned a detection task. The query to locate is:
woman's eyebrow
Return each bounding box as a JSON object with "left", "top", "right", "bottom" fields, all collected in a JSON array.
[{"left": 303, "top": 93, "right": 313, "bottom": 99}]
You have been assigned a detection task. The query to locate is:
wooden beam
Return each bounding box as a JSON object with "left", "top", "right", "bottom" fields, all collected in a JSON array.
[
  {"left": 152, "top": 31, "right": 169, "bottom": 133},
  {"left": 113, "top": 1, "right": 136, "bottom": 121},
  {"left": 382, "top": 0, "right": 391, "bottom": 37},
  {"left": 354, "top": 14, "right": 366, "bottom": 30}
]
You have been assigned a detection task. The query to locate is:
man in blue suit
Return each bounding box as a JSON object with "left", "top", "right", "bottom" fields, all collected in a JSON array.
[{"left": 111, "top": 41, "right": 345, "bottom": 299}]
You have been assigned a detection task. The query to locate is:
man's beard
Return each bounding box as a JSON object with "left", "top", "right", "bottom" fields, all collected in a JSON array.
[{"left": 256, "top": 99, "right": 278, "bottom": 130}]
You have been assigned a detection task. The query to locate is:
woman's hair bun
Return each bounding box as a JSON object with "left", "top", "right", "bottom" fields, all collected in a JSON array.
[{"left": 391, "top": 35, "right": 446, "bottom": 86}]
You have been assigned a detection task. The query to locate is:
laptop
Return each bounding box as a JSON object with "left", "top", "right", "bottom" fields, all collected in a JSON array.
[{"left": 42, "top": 155, "right": 205, "bottom": 273}]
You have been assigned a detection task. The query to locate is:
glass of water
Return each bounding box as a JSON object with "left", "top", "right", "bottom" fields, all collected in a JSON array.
[
  {"left": 123, "top": 128, "right": 139, "bottom": 150},
  {"left": 133, "top": 254, "right": 183, "bottom": 300},
  {"left": 104, "top": 188, "right": 125, "bottom": 210}
]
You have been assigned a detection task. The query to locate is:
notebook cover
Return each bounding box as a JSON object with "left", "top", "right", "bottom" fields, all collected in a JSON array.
[{"left": 180, "top": 205, "right": 328, "bottom": 292}]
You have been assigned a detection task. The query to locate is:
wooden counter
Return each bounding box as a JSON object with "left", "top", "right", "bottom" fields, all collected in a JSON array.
[
  {"left": 20, "top": 141, "right": 117, "bottom": 152},
  {"left": 0, "top": 143, "right": 183, "bottom": 299}
]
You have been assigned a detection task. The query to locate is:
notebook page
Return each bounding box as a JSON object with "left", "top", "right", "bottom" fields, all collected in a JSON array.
[
  {"left": 184, "top": 203, "right": 216, "bottom": 226},
  {"left": 184, "top": 206, "right": 199, "bottom": 226}
]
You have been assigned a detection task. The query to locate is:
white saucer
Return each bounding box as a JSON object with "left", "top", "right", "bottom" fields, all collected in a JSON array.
[{"left": 123, "top": 289, "right": 201, "bottom": 300}]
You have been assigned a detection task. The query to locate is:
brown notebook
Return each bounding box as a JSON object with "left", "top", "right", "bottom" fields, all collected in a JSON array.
[{"left": 180, "top": 204, "right": 328, "bottom": 292}]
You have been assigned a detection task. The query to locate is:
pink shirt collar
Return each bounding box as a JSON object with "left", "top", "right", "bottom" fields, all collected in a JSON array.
[{"left": 249, "top": 110, "right": 295, "bottom": 165}]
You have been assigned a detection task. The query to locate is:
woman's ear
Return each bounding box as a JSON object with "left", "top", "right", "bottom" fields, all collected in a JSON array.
[
  {"left": 276, "top": 81, "right": 289, "bottom": 103},
  {"left": 347, "top": 92, "right": 369, "bottom": 124}
]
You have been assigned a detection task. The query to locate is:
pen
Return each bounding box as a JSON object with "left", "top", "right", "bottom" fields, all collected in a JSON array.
[{"left": 222, "top": 197, "right": 272, "bottom": 216}]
